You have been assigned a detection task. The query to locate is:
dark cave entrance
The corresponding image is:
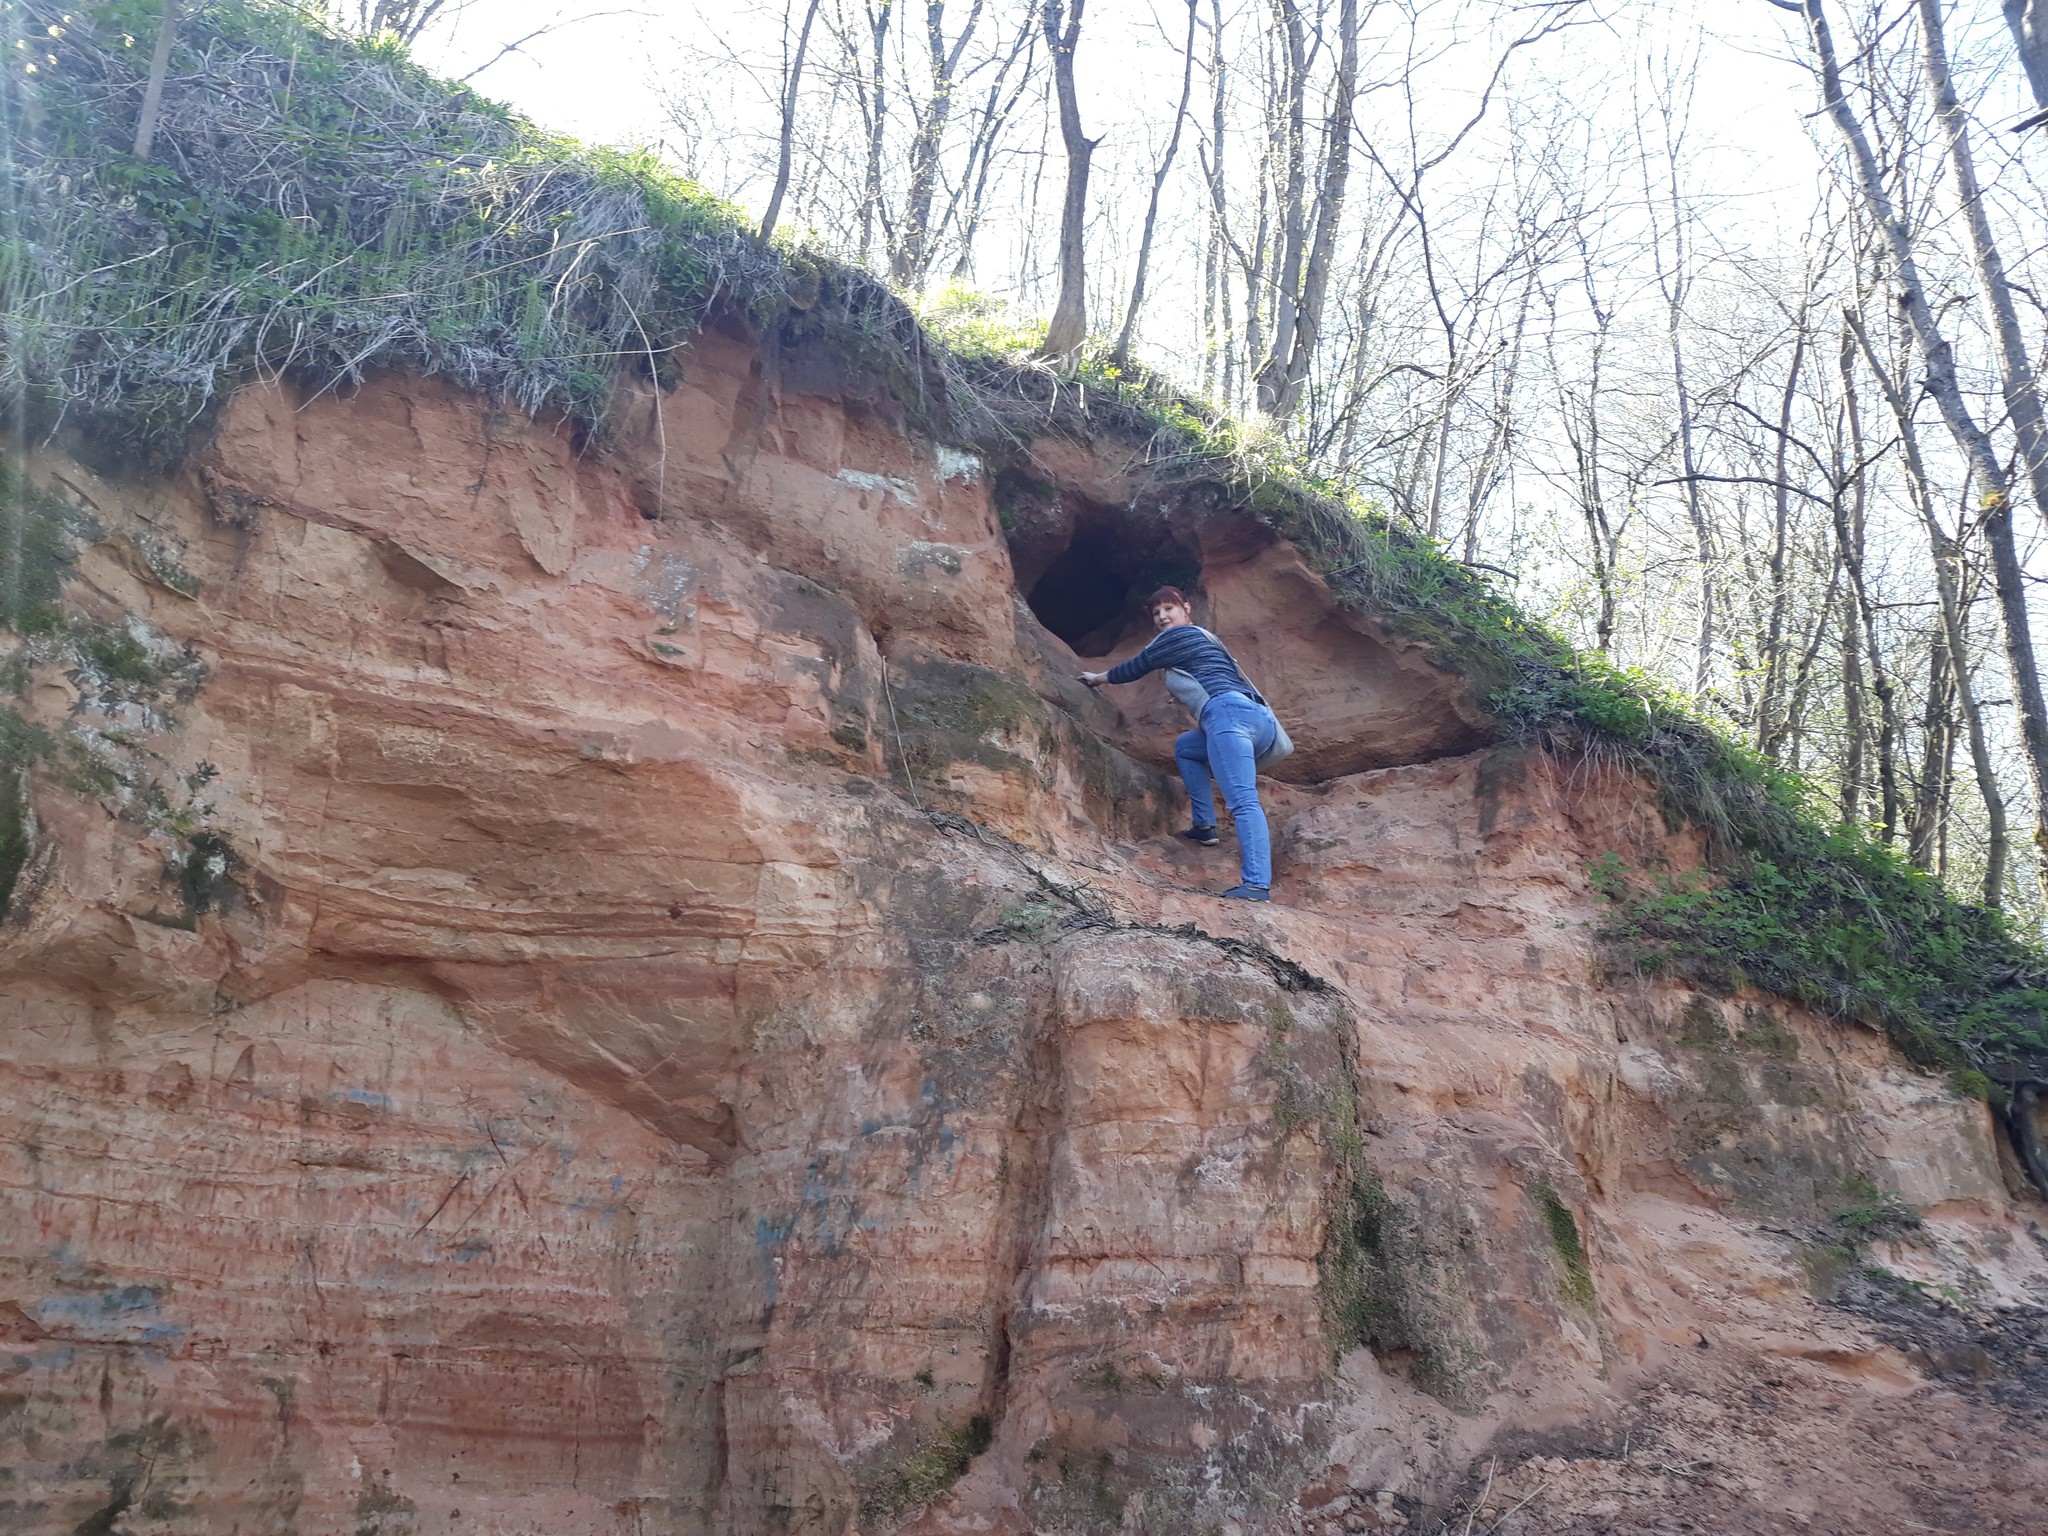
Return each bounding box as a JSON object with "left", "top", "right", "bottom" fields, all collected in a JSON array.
[
  {"left": 1014, "top": 497, "right": 1206, "bottom": 659},
  {"left": 1027, "top": 526, "right": 1137, "bottom": 656}
]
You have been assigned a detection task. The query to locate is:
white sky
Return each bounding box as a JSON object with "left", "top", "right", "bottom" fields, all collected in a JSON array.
[{"left": 416, "top": 0, "right": 1833, "bottom": 241}]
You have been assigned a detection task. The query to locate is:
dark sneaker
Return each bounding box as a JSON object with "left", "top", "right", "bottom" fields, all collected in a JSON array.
[
  {"left": 1176, "top": 825, "right": 1221, "bottom": 846},
  {"left": 1219, "top": 883, "right": 1271, "bottom": 901}
]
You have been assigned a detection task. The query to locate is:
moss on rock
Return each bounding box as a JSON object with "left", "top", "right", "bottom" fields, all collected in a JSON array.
[
  {"left": 887, "top": 655, "right": 1054, "bottom": 789},
  {"left": 1529, "top": 1182, "right": 1595, "bottom": 1309},
  {"left": 857, "top": 1415, "right": 992, "bottom": 1524}
]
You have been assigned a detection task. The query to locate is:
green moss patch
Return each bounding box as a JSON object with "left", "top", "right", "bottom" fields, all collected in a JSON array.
[
  {"left": 887, "top": 655, "right": 1053, "bottom": 788},
  {"left": 858, "top": 1414, "right": 992, "bottom": 1523},
  {"left": 0, "top": 708, "right": 52, "bottom": 915},
  {"left": 1529, "top": 1182, "right": 1595, "bottom": 1308},
  {"left": 1590, "top": 841, "right": 2048, "bottom": 1075},
  {"left": 0, "top": 457, "right": 85, "bottom": 636}
]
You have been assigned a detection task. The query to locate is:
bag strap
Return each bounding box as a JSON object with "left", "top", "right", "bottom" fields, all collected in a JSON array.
[{"left": 1194, "top": 627, "right": 1271, "bottom": 710}]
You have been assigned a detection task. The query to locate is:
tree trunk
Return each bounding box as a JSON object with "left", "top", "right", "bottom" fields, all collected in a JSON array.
[
  {"left": 1037, "top": 0, "right": 1092, "bottom": 364},
  {"left": 1911, "top": 636, "right": 1955, "bottom": 873},
  {"left": 1254, "top": 0, "right": 1358, "bottom": 420},
  {"left": 1113, "top": 0, "right": 1198, "bottom": 363},
  {"left": 1800, "top": 0, "right": 2048, "bottom": 908},
  {"left": 760, "top": 0, "right": 826, "bottom": 242},
  {"left": 1834, "top": 317, "right": 1900, "bottom": 837},
  {"left": 864, "top": 2, "right": 894, "bottom": 265},
  {"left": 1669, "top": 303, "right": 1714, "bottom": 695},
  {"left": 1848, "top": 309, "right": 2009, "bottom": 905},
  {"left": 892, "top": 0, "right": 984, "bottom": 286},
  {"left": 1757, "top": 313, "right": 1810, "bottom": 761},
  {"left": 2005, "top": 0, "right": 2048, "bottom": 108},
  {"left": 1840, "top": 583, "right": 1867, "bottom": 824},
  {"left": 1562, "top": 310, "right": 1616, "bottom": 653},
  {"left": 1916, "top": 0, "right": 2048, "bottom": 905},
  {"left": 1919, "top": 0, "right": 2048, "bottom": 599},
  {"left": 133, "top": 0, "right": 179, "bottom": 160}
]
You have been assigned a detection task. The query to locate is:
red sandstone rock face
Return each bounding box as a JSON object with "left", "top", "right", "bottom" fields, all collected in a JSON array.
[{"left": 2, "top": 334, "right": 2045, "bottom": 1536}]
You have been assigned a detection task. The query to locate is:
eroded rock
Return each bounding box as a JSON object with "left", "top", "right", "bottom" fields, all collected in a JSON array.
[{"left": 1, "top": 337, "right": 2044, "bottom": 1536}]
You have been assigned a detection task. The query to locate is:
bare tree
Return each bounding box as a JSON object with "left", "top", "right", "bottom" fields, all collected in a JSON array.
[
  {"left": 1038, "top": 0, "right": 1092, "bottom": 363},
  {"left": 338, "top": 0, "right": 638, "bottom": 81},
  {"left": 762, "top": 0, "right": 828, "bottom": 241},
  {"left": 1113, "top": 0, "right": 1199, "bottom": 363},
  {"left": 1917, "top": 0, "right": 2048, "bottom": 626},
  {"left": 1544, "top": 230, "right": 1625, "bottom": 654},
  {"left": 893, "top": 1, "right": 987, "bottom": 285},
  {"left": 2007, "top": 0, "right": 2048, "bottom": 108},
  {"left": 1248, "top": 0, "right": 1359, "bottom": 419},
  {"left": 340, "top": 0, "right": 459, "bottom": 40},
  {"left": 1832, "top": 313, "right": 1901, "bottom": 837},
  {"left": 1755, "top": 291, "right": 1814, "bottom": 761},
  {"left": 1636, "top": 56, "right": 1717, "bottom": 697},
  {"left": 834, "top": 0, "right": 896, "bottom": 264},
  {"left": 945, "top": 13, "right": 1037, "bottom": 278},
  {"left": 1847, "top": 308, "right": 2010, "bottom": 903},
  {"left": 1788, "top": 0, "right": 2048, "bottom": 906}
]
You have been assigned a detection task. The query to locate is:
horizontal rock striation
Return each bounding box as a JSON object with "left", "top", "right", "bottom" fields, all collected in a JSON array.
[{"left": 3, "top": 322, "right": 2045, "bottom": 1535}]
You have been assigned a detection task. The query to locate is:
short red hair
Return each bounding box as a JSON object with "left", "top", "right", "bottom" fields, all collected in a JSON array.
[{"left": 1149, "top": 585, "right": 1190, "bottom": 609}]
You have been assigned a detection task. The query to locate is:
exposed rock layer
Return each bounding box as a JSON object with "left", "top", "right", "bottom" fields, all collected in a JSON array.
[{"left": 3, "top": 328, "right": 2045, "bottom": 1535}]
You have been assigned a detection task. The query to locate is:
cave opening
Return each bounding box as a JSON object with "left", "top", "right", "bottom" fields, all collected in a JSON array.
[
  {"left": 1027, "top": 526, "right": 1137, "bottom": 656},
  {"left": 1021, "top": 511, "right": 1206, "bottom": 659}
]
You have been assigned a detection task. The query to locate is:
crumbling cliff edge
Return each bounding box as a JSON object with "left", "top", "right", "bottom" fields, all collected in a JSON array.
[{"left": 3, "top": 308, "right": 2047, "bottom": 1534}]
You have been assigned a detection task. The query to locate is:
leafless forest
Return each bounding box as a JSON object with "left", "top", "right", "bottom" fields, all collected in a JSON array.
[{"left": 389, "top": 0, "right": 2048, "bottom": 922}]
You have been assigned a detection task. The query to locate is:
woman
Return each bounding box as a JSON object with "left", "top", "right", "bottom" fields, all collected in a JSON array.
[{"left": 1081, "top": 587, "right": 1280, "bottom": 901}]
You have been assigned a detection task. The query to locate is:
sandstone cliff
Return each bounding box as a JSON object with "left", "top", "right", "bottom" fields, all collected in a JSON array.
[{"left": 3, "top": 303, "right": 2047, "bottom": 1536}]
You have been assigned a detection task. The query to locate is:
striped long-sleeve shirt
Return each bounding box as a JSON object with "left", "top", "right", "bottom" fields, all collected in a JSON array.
[{"left": 1105, "top": 625, "right": 1260, "bottom": 703}]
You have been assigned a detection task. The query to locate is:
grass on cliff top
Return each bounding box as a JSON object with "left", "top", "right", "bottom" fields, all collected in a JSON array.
[
  {"left": 0, "top": 0, "right": 805, "bottom": 452},
  {"left": 5, "top": 0, "right": 2047, "bottom": 1081}
]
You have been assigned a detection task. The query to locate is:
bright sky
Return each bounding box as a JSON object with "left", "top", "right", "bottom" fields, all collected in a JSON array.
[{"left": 415, "top": 0, "right": 1835, "bottom": 244}]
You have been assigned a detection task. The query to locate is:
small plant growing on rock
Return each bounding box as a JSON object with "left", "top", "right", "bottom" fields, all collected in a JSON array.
[
  {"left": 1529, "top": 1181, "right": 1596, "bottom": 1309},
  {"left": 1833, "top": 1183, "right": 1924, "bottom": 1243},
  {"left": 859, "top": 1415, "right": 993, "bottom": 1522}
]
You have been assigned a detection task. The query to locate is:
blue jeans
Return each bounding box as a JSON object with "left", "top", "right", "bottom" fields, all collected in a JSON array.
[{"left": 1174, "top": 691, "right": 1278, "bottom": 888}]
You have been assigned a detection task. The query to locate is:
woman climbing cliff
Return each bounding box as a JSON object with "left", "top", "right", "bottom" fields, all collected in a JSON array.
[{"left": 1081, "top": 587, "right": 1289, "bottom": 902}]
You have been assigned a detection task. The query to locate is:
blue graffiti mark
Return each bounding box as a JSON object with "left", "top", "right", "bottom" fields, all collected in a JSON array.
[
  {"left": 754, "top": 1213, "right": 796, "bottom": 1308},
  {"left": 342, "top": 1089, "right": 393, "bottom": 1110},
  {"left": 138, "top": 1323, "right": 187, "bottom": 1344},
  {"left": 611, "top": 1174, "right": 623, "bottom": 1192},
  {"left": 34, "top": 1284, "right": 163, "bottom": 1321},
  {"left": 797, "top": 1158, "right": 852, "bottom": 1259}
]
